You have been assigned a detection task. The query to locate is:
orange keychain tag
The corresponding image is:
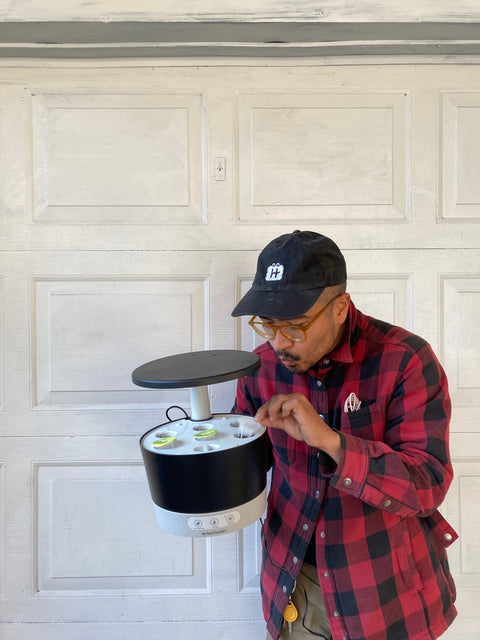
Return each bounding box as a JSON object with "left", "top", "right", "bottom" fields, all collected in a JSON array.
[{"left": 284, "top": 598, "right": 298, "bottom": 623}]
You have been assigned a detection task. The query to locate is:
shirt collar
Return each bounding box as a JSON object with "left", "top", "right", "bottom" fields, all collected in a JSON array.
[{"left": 310, "top": 301, "right": 356, "bottom": 373}]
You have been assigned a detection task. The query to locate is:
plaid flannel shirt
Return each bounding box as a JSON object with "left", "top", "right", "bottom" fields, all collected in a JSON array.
[{"left": 233, "top": 302, "right": 457, "bottom": 640}]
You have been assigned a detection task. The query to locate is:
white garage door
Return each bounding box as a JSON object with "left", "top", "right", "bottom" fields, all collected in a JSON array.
[{"left": 0, "top": 60, "right": 477, "bottom": 639}]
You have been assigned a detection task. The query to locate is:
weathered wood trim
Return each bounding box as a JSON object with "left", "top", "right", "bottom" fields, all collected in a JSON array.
[
  {"left": 0, "top": 21, "right": 480, "bottom": 57},
  {"left": 1, "top": 0, "right": 480, "bottom": 23}
]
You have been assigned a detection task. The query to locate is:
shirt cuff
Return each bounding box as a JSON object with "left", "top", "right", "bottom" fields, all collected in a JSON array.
[{"left": 326, "top": 431, "right": 369, "bottom": 497}]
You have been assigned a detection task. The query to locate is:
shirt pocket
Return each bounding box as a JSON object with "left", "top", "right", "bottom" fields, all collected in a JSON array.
[
  {"left": 340, "top": 402, "right": 384, "bottom": 440},
  {"left": 397, "top": 518, "right": 424, "bottom": 591}
]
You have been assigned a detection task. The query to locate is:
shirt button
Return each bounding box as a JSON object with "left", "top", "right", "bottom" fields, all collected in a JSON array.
[
  {"left": 320, "top": 531, "right": 326, "bottom": 538},
  {"left": 303, "top": 523, "right": 309, "bottom": 532},
  {"left": 318, "top": 413, "right": 326, "bottom": 420},
  {"left": 343, "top": 478, "right": 352, "bottom": 487},
  {"left": 444, "top": 533, "right": 453, "bottom": 542},
  {"left": 282, "top": 585, "right": 287, "bottom": 594},
  {"left": 314, "top": 490, "right": 320, "bottom": 499},
  {"left": 333, "top": 611, "right": 341, "bottom": 618},
  {"left": 316, "top": 380, "right": 323, "bottom": 388},
  {"left": 323, "top": 358, "right": 330, "bottom": 366},
  {"left": 323, "top": 571, "right": 329, "bottom": 578},
  {"left": 293, "top": 556, "right": 298, "bottom": 565},
  {"left": 383, "top": 499, "right": 392, "bottom": 508}
]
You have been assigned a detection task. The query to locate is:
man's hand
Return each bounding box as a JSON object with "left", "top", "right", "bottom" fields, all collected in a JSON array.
[{"left": 255, "top": 393, "right": 341, "bottom": 464}]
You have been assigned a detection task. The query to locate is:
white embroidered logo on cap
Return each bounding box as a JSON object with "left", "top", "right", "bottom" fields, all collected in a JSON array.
[{"left": 265, "top": 263, "right": 284, "bottom": 281}]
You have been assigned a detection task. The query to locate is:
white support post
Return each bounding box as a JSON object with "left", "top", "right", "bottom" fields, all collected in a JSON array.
[{"left": 189, "top": 386, "right": 211, "bottom": 421}]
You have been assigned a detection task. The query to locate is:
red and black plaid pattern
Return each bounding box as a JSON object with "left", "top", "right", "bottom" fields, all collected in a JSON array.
[{"left": 233, "top": 303, "right": 457, "bottom": 640}]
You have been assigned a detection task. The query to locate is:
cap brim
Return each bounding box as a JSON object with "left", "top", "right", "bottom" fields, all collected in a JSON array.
[{"left": 231, "top": 286, "right": 325, "bottom": 319}]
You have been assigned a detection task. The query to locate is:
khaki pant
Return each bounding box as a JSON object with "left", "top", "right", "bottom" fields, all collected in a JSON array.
[{"left": 266, "top": 563, "right": 332, "bottom": 639}]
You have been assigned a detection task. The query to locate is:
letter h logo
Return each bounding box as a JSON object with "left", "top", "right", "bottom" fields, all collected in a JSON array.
[{"left": 265, "top": 263, "right": 284, "bottom": 281}]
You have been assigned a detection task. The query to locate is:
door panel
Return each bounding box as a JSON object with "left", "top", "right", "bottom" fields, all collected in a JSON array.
[{"left": 0, "top": 61, "right": 478, "bottom": 639}]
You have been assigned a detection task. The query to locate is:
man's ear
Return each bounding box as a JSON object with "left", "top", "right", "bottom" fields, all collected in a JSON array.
[{"left": 336, "top": 293, "right": 350, "bottom": 323}]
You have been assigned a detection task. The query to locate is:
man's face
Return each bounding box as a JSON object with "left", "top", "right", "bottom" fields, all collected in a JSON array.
[{"left": 260, "top": 291, "right": 350, "bottom": 374}]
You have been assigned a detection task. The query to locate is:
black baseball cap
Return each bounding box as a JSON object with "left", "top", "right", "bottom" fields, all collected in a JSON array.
[{"left": 231, "top": 230, "right": 347, "bottom": 319}]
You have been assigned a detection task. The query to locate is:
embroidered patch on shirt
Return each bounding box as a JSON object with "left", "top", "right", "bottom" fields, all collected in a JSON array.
[{"left": 344, "top": 392, "right": 362, "bottom": 412}]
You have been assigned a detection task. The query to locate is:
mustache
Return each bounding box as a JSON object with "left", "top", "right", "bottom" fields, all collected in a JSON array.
[{"left": 274, "top": 350, "right": 301, "bottom": 362}]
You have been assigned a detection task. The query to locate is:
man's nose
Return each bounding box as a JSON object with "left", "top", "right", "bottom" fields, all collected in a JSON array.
[{"left": 269, "top": 330, "right": 294, "bottom": 351}]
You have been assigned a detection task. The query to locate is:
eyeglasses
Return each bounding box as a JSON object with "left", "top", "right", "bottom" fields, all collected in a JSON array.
[{"left": 248, "top": 294, "right": 341, "bottom": 343}]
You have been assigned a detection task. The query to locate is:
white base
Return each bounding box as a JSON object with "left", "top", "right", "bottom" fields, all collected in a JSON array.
[{"left": 153, "top": 488, "right": 267, "bottom": 537}]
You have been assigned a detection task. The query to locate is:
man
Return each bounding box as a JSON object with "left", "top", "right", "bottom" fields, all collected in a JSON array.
[{"left": 232, "top": 230, "right": 457, "bottom": 640}]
